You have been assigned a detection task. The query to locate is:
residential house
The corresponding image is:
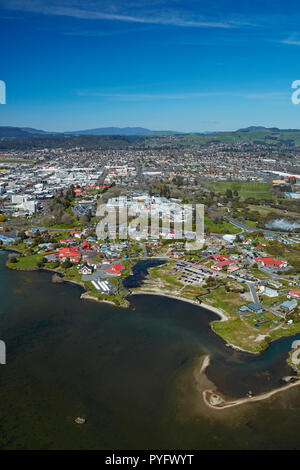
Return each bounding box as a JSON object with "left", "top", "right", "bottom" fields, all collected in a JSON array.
[
  {"left": 289, "top": 290, "right": 300, "bottom": 299},
  {"left": 255, "top": 257, "right": 288, "bottom": 269},
  {"left": 280, "top": 300, "right": 298, "bottom": 312},
  {"left": 59, "top": 247, "right": 81, "bottom": 263},
  {"left": 78, "top": 262, "right": 94, "bottom": 275}
]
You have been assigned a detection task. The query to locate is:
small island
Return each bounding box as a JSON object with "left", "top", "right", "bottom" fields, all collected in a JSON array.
[{"left": 74, "top": 417, "right": 86, "bottom": 424}]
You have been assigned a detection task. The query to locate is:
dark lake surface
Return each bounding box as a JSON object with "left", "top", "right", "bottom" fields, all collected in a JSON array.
[
  {"left": 1, "top": 250, "right": 300, "bottom": 450},
  {"left": 122, "top": 259, "right": 165, "bottom": 289}
]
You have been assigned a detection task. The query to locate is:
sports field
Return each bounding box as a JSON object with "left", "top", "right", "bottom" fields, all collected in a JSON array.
[{"left": 205, "top": 181, "right": 274, "bottom": 200}]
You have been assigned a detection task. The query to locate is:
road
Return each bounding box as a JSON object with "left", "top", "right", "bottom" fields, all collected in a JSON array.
[
  {"left": 98, "top": 168, "right": 109, "bottom": 186},
  {"left": 264, "top": 306, "right": 286, "bottom": 319},
  {"left": 247, "top": 281, "right": 260, "bottom": 303},
  {"left": 136, "top": 160, "right": 145, "bottom": 186},
  {"left": 225, "top": 216, "right": 291, "bottom": 237},
  {"left": 225, "top": 218, "right": 257, "bottom": 233}
]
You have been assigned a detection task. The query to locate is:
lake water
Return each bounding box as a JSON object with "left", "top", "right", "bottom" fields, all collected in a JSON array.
[{"left": 1, "top": 250, "right": 300, "bottom": 450}]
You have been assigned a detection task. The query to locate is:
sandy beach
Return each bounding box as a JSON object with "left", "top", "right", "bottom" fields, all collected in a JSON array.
[
  {"left": 199, "top": 355, "right": 300, "bottom": 410},
  {"left": 129, "top": 288, "right": 263, "bottom": 355},
  {"left": 203, "top": 381, "right": 300, "bottom": 410},
  {"left": 131, "top": 288, "right": 228, "bottom": 321},
  {"left": 131, "top": 288, "right": 264, "bottom": 355}
]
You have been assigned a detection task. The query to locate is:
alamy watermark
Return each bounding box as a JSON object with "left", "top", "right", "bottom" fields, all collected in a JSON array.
[
  {"left": 96, "top": 202, "right": 205, "bottom": 251},
  {"left": 0, "top": 340, "right": 6, "bottom": 365},
  {"left": 0, "top": 80, "right": 6, "bottom": 104},
  {"left": 291, "top": 80, "right": 300, "bottom": 104}
]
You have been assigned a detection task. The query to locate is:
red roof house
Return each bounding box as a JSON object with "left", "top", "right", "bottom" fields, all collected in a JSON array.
[
  {"left": 69, "top": 231, "right": 81, "bottom": 236},
  {"left": 81, "top": 240, "right": 91, "bottom": 251},
  {"left": 289, "top": 290, "right": 300, "bottom": 298},
  {"left": 210, "top": 254, "right": 229, "bottom": 262},
  {"left": 255, "top": 257, "right": 287, "bottom": 268},
  {"left": 106, "top": 262, "right": 125, "bottom": 276},
  {"left": 59, "top": 247, "right": 81, "bottom": 263},
  {"left": 212, "top": 259, "right": 235, "bottom": 270},
  {"left": 60, "top": 239, "right": 73, "bottom": 245}
]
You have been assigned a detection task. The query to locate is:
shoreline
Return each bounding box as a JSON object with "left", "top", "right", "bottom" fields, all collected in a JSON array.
[
  {"left": 130, "top": 289, "right": 261, "bottom": 355},
  {"left": 203, "top": 381, "right": 300, "bottom": 410},
  {"left": 2, "top": 251, "right": 294, "bottom": 357},
  {"left": 80, "top": 292, "right": 129, "bottom": 308},
  {"left": 130, "top": 289, "right": 228, "bottom": 321},
  {"left": 4, "top": 254, "right": 127, "bottom": 308},
  {"left": 199, "top": 355, "right": 300, "bottom": 410},
  {"left": 4, "top": 250, "right": 300, "bottom": 408}
]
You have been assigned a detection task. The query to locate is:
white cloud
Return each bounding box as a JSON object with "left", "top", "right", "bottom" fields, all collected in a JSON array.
[
  {"left": 0, "top": 0, "right": 248, "bottom": 29},
  {"left": 281, "top": 38, "right": 300, "bottom": 46},
  {"left": 75, "top": 90, "right": 289, "bottom": 101}
]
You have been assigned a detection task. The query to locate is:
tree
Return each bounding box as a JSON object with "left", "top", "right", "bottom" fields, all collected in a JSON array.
[
  {"left": 175, "top": 175, "right": 184, "bottom": 188},
  {"left": 62, "top": 258, "right": 73, "bottom": 269},
  {"left": 80, "top": 214, "right": 89, "bottom": 225},
  {"left": 61, "top": 213, "right": 73, "bottom": 225},
  {"left": 18, "top": 230, "right": 27, "bottom": 240}
]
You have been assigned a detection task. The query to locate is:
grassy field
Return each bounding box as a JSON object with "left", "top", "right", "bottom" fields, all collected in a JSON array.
[
  {"left": 204, "top": 216, "right": 240, "bottom": 234},
  {"left": 261, "top": 294, "right": 287, "bottom": 308},
  {"left": 6, "top": 254, "right": 44, "bottom": 270},
  {"left": 205, "top": 181, "right": 274, "bottom": 200},
  {"left": 243, "top": 220, "right": 258, "bottom": 228},
  {"left": 203, "top": 286, "right": 245, "bottom": 316},
  {"left": 0, "top": 158, "right": 35, "bottom": 164},
  {"left": 248, "top": 267, "right": 272, "bottom": 280},
  {"left": 212, "top": 317, "right": 265, "bottom": 353},
  {"left": 39, "top": 223, "right": 83, "bottom": 230},
  {"left": 150, "top": 264, "right": 184, "bottom": 287},
  {"left": 248, "top": 204, "right": 300, "bottom": 218},
  {"left": 212, "top": 312, "right": 280, "bottom": 353}
]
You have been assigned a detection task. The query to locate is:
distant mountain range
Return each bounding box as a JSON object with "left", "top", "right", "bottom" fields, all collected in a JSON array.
[
  {"left": 2, "top": 125, "right": 300, "bottom": 147},
  {"left": 64, "top": 126, "right": 182, "bottom": 136},
  {"left": 0, "top": 127, "right": 61, "bottom": 140},
  {"left": 237, "top": 125, "right": 300, "bottom": 132},
  {"left": 0, "top": 126, "right": 182, "bottom": 139}
]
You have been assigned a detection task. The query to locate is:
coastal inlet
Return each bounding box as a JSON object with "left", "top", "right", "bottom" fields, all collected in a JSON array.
[{"left": 0, "top": 252, "right": 300, "bottom": 449}]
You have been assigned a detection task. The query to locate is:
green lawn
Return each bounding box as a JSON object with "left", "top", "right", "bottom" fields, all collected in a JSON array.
[
  {"left": 40, "top": 223, "right": 83, "bottom": 230},
  {"left": 203, "top": 286, "right": 245, "bottom": 315},
  {"left": 261, "top": 294, "right": 287, "bottom": 308},
  {"left": 60, "top": 265, "right": 83, "bottom": 282},
  {"left": 212, "top": 317, "right": 264, "bottom": 353},
  {"left": 150, "top": 264, "right": 183, "bottom": 287},
  {"left": 204, "top": 216, "right": 240, "bottom": 234},
  {"left": 243, "top": 220, "right": 258, "bottom": 228},
  {"left": 0, "top": 158, "right": 35, "bottom": 164},
  {"left": 248, "top": 267, "right": 271, "bottom": 279},
  {"left": 7, "top": 254, "right": 44, "bottom": 270},
  {"left": 248, "top": 204, "right": 300, "bottom": 218},
  {"left": 205, "top": 181, "right": 275, "bottom": 200}
]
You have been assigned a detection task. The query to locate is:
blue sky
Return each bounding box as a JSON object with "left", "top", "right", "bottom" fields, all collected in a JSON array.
[{"left": 1, "top": 0, "right": 300, "bottom": 132}]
